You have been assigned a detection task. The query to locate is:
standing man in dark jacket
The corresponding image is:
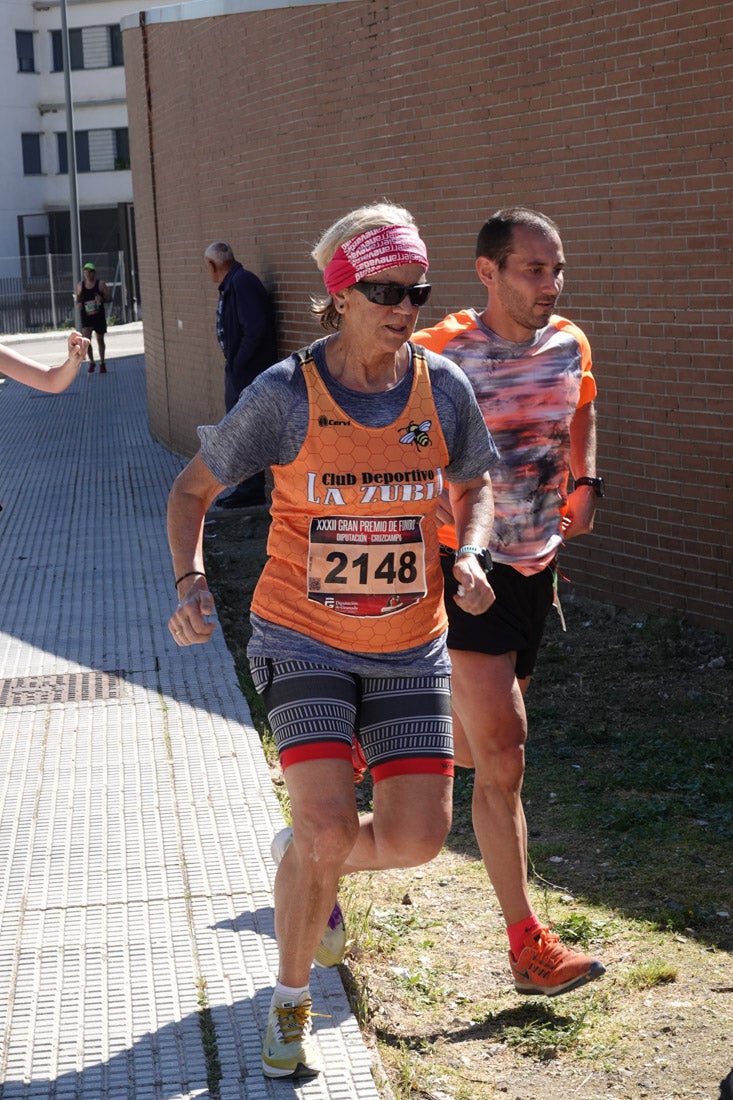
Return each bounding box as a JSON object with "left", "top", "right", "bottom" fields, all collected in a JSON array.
[{"left": 205, "top": 241, "right": 277, "bottom": 508}]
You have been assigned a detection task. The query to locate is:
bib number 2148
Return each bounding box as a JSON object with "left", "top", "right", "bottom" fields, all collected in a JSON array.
[{"left": 307, "top": 515, "right": 427, "bottom": 617}]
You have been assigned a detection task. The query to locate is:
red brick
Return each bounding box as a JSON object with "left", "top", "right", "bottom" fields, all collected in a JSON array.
[{"left": 123, "top": 0, "right": 732, "bottom": 632}]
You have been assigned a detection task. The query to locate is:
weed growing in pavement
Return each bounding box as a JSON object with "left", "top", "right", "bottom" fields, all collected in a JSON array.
[
  {"left": 339, "top": 961, "right": 373, "bottom": 1030},
  {"left": 195, "top": 977, "right": 222, "bottom": 1099}
]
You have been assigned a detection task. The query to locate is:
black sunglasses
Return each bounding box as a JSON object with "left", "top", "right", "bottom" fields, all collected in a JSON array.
[{"left": 352, "top": 281, "right": 432, "bottom": 307}]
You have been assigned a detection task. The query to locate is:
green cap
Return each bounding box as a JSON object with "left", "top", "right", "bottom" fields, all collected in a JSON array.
[{"left": 83, "top": 262, "right": 96, "bottom": 270}]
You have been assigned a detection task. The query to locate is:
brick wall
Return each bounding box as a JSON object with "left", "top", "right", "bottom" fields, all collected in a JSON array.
[{"left": 123, "top": 0, "right": 732, "bottom": 632}]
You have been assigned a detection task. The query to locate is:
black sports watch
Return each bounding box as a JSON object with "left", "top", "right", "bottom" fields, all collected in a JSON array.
[
  {"left": 574, "top": 476, "right": 605, "bottom": 498},
  {"left": 454, "top": 544, "right": 493, "bottom": 573}
]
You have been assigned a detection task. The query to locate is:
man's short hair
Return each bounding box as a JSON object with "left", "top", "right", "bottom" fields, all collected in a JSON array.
[
  {"left": 204, "top": 241, "right": 235, "bottom": 266},
  {"left": 476, "top": 208, "right": 560, "bottom": 269}
]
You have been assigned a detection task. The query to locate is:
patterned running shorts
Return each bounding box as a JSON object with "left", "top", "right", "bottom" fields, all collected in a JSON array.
[{"left": 249, "top": 657, "right": 454, "bottom": 782}]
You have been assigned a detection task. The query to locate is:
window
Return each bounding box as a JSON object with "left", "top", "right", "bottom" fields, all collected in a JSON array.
[
  {"left": 114, "top": 128, "right": 130, "bottom": 170},
  {"left": 57, "top": 131, "right": 89, "bottom": 174},
  {"left": 27, "top": 236, "right": 49, "bottom": 279},
  {"left": 57, "top": 129, "right": 129, "bottom": 173},
  {"left": 51, "top": 28, "right": 84, "bottom": 72},
  {"left": 16, "top": 30, "right": 35, "bottom": 73},
  {"left": 109, "top": 25, "right": 124, "bottom": 67},
  {"left": 22, "top": 133, "right": 42, "bottom": 176},
  {"left": 51, "top": 24, "right": 123, "bottom": 70}
]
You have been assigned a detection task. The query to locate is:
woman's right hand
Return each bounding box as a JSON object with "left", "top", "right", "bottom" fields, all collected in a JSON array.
[
  {"left": 169, "top": 577, "right": 217, "bottom": 646},
  {"left": 68, "top": 331, "right": 90, "bottom": 363}
]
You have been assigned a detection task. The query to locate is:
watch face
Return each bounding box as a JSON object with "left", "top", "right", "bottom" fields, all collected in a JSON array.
[{"left": 476, "top": 550, "right": 493, "bottom": 573}]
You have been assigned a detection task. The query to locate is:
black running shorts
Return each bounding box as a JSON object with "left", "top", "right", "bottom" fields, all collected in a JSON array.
[
  {"left": 440, "top": 552, "right": 555, "bottom": 680},
  {"left": 81, "top": 311, "right": 107, "bottom": 335}
]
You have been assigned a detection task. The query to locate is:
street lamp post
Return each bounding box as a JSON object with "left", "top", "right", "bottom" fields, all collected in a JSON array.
[{"left": 60, "top": 0, "right": 82, "bottom": 297}]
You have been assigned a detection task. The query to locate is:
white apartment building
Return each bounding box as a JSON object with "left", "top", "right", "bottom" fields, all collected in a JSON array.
[{"left": 1, "top": 0, "right": 178, "bottom": 294}]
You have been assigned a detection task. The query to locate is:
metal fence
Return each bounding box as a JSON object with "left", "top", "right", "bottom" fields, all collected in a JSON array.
[{"left": 0, "top": 251, "right": 137, "bottom": 335}]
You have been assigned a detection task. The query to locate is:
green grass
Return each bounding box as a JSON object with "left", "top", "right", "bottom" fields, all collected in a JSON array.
[
  {"left": 517, "top": 606, "right": 733, "bottom": 947},
  {"left": 621, "top": 959, "right": 678, "bottom": 990},
  {"left": 501, "top": 1001, "right": 593, "bottom": 1058},
  {"left": 548, "top": 912, "right": 612, "bottom": 946}
]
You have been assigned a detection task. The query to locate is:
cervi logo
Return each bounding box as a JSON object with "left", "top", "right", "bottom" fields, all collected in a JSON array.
[{"left": 318, "top": 415, "right": 351, "bottom": 427}]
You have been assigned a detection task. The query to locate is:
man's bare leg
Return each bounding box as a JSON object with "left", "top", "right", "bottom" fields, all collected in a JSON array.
[
  {"left": 450, "top": 648, "right": 532, "bottom": 925},
  {"left": 449, "top": 647, "right": 605, "bottom": 996}
]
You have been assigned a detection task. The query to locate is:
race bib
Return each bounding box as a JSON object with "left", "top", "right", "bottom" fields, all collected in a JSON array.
[
  {"left": 307, "top": 515, "right": 427, "bottom": 616},
  {"left": 83, "top": 299, "right": 99, "bottom": 315}
]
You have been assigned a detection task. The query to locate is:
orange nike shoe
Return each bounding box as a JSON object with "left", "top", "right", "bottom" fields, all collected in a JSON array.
[{"left": 509, "top": 925, "right": 606, "bottom": 997}]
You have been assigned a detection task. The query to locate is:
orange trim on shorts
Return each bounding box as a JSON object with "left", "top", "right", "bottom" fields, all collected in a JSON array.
[
  {"left": 280, "top": 741, "right": 353, "bottom": 770},
  {"left": 371, "top": 756, "right": 454, "bottom": 783}
]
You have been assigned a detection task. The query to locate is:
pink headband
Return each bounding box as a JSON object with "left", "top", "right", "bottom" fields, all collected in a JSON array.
[{"left": 324, "top": 224, "right": 429, "bottom": 294}]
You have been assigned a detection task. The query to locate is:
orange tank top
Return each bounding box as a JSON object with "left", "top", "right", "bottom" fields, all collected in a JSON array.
[{"left": 251, "top": 345, "right": 450, "bottom": 653}]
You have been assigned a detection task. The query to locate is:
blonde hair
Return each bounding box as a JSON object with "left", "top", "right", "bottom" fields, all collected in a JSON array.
[{"left": 311, "top": 201, "right": 417, "bottom": 332}]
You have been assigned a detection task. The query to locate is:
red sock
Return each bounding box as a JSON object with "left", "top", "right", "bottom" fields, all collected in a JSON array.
[{"left": 507, "top": 914, "right": 542, "bottom": 960}]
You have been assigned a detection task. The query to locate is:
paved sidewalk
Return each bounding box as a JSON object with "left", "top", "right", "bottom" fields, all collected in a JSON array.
[{"left": 0, "top": 352, "right": 380, "bottom": 1098}]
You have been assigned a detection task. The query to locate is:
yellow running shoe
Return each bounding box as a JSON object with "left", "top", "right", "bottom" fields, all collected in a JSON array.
[{"left": 262, "top": 994, "right": 323, "bottom": 1078}]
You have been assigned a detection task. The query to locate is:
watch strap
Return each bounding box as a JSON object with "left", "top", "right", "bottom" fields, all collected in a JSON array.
[
  {"left": 574, "top": 476, "right": 605, "bottom": 497},
  {"left": 454, "top": 545, "right": 493, "bottom": 573}
]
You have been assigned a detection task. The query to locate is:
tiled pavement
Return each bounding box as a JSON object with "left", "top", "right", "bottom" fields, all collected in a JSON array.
[{"left": 0, "top": 350, "right": 380, "bottom": 1099}]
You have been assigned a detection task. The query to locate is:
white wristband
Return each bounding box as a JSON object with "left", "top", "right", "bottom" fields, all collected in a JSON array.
[{"left": 455, "top": 545, "right": 485, "bottom": 557}]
